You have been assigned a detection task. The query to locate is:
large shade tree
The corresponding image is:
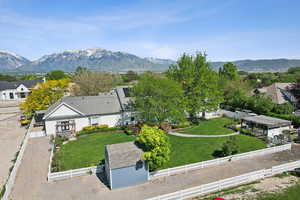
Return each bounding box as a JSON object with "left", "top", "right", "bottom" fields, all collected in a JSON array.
[
  {"left": 132, "top": 72, "right": 186, "bottom": 124},
  {"left": 167, "top": 53, "right": 223, "bottom": 120},
  {"left": 72, "top": 71, "right": 121, "bottom": 96}
]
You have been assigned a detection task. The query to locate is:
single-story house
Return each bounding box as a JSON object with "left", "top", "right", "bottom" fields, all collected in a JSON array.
[
  {"left": 241, "top": 115, "right": 292, "bottom": 140},
  {"left": 0, "top": 80, "right": 43, "bottom": 101},
  {"left": 257, "top": 83, "right": 297, "bottom": 106},
  {"left": 105, "top": 142, "right": 148, "bottom": 189},
  {"left": 43, "top": 86, "right": 135, "bottom": 136}
]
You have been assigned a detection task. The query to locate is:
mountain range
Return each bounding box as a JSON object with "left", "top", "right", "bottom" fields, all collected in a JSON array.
[{"left": 0, "top": 48, "right": 300, "bottom": 73}]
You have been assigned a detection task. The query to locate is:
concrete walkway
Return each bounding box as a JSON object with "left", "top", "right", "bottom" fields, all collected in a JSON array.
[
  {"left": 9, "top": 137, "right": 300, "bottom": 200},
  {"left": 168, "top": 131, "right": 239, "bottom": 138},
  {"left": 0, "top": 113, "right": 26, "bottom": 188}
]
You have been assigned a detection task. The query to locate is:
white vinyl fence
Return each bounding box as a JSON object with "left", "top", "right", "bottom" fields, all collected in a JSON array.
[
  {"left": 149, "top": 143, "right": 291, "bottom": 179},
  {"left": 1, "top": 120, "right": 34, "bottom": 200},
  {"left": 147, "top": 160, "right": 300, "bottom": 200},
  {"left": 48, "top": 165, "right": 104, "bottom": 182}
]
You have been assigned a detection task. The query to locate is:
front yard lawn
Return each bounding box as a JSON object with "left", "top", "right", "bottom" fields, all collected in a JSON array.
[
  {"left": 179, "top": 117, "right": 235, "bottom": 135},
  {"left": 53, "top": 131, "right": 266, "bottom": 171},
  {"left": 53, "top": 132, "right": 135, "bottom": 171}
]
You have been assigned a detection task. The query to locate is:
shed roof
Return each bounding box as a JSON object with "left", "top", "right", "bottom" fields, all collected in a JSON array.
[
  {"left": 242, "top": 115, "right": 291, "bottom": 128},
  {"left": 106, "top": 142, "right": 144, "bottom": 169}
]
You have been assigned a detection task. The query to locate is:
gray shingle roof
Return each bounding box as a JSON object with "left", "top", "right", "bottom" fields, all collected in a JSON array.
[
  {"left": 0, "top": 80, "right": 43, "bottom": 91},
  {"left": 115, "top": 86, "right": 133, "bottom": 110},
  {"left": 242, "top": 115, "right": 291, "bottom": 128},
  {"left": 106, "top": 142, "right": 144, "bottom": 169},
  {"left": 44, "top": 95, "right": 122, "bottom": 119}
]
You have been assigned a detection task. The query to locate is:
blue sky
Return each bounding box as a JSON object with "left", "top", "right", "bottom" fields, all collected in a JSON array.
[{"left": 1, "top": 0, "right": 300, "bottom": 61}]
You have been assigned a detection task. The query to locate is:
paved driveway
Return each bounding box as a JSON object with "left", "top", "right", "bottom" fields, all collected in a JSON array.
[
  {"left": 0, "top": 106, "right": 20, "bottom": 114},
  {"left": 0, "top": 113, "right": 26, "bottom": 188},
  {"left": 9, "top": 136, "right": 300, "bottom": 200}
]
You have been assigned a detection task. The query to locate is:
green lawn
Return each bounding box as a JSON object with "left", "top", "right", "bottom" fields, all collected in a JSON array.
[
  {"left": 53, "top": 132, "right": 135, "bottom": 171},
  {"left": 162, "top": 134, "right": 266, "bottom": 169},
  {"left": 53, "top": 131, "right": 266, "bottom": 171},
  {"left": 179, "top": 117, "right": 235, "bottom": 135}
]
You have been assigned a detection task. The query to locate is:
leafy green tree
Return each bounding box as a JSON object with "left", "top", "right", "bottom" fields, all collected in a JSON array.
[
  {"left": 224, "top": 88, "right": 248, "bottom": 109},
  {"left": 20, "top": 79, "right": 69, "bottom": 115},
  {"left": 136, "top": 125, "right": 171, "bottom": 170},
  {"left": 219, "top": 62, "right": 240, "bottom": 81},
  {"left": 122, "top": 70, "right": 138, "bottom": 82},
  {"left": 0, "top": 74, "right": 17, "bottom": 81},
  {"left": 272, "top": 103, "right": 294, "bottom": 114},
  {"left": 46, "top": 70, "right": 68, "bottom": 80},
  {"left": 221, "top": 136, "right": 239, "bottom": 157},
  {"left": 132, "top": 73, "right": 186, "bottom": 124},
  {"left": 167, "top": 53, "right": 223, "bottom": 120},
  {"left": 75, "top": 66, "right": 89, "bottom": 74},
  {"left": 246, "top": 94, "right": 274, "bottom": 114}
]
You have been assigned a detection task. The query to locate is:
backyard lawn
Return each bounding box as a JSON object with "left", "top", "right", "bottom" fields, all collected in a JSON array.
[
  {"left": 162, "top": 134, "right": 266, "bottom": 169},
  {"left": 53, "top": 131, "right": 266, "bottom": 171},
  {"left": 179, "top": 117, "right": 235, "bottom": 135}
]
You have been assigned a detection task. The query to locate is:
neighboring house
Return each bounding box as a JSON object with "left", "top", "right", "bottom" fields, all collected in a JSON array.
[
  {"left": 43, "top": 86, "right": 135, "bottom": 136},
  {"left": 0, "top": 80, "right": 43, "bottom": 101},
  {"left": 105, "top": 142, "right": 148, "bottom": 189},
  {"left": 257, "top": 83, "right": 297, "bottom": 105},
  {"left": 241, "top": 115, "right": 292, "bottom": 142}
]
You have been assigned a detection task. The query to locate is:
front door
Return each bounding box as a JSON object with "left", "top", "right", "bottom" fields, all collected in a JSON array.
[
  {"left": 61, "top": 121, "right": 70, "bottom": 131},
  {"left": 9, "top": 92, "right": 14, "bottom": 99}
]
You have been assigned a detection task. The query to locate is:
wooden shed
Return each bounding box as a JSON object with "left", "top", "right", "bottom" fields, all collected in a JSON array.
[{"left": 105, "top": 142, "right": 149, "bottom": 189}]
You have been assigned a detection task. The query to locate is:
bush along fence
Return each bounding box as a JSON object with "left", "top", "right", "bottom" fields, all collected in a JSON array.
[
  {"left": 1, "top": 119, "right": 34, "bottom": 200},
  {"left": 47, "top": 143, "right": 291, "bottom": 182},
  {"left": 146, "top": 160, "right": 300, "bottom": 200},
  {"left": 149, "top": 143, "right": 291, "bottom": 180}
]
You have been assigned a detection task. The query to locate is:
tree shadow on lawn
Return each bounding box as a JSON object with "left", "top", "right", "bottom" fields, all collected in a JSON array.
[{"left": 212, "top": 149, "right": 224, "bottom": 158}]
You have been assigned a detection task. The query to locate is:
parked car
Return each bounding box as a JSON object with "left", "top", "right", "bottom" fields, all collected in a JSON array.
[{"left": 20, "top": 115, "right": 30, "bottom": 126}]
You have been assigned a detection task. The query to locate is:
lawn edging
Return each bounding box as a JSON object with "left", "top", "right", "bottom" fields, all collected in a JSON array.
[{"left": 149, "top": 143, "right": 292, "bottom": 179}]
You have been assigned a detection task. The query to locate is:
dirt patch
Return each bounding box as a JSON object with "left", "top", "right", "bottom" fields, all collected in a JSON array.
[{"left": 197, "top": 175, "right": 299, "bottom": 200}]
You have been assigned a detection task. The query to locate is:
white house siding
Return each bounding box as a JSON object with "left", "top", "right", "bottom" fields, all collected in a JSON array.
[
  {"left": 267, "top": 126, "right": 290, "bottom": 138},
  {"left": 45, "top": 120, "right": 57, "bottom": 135},
  {"left": 98, "top": 114, "right": 122, "bottom": 127},
  {"left": 45, "top": 114, "right": 123, "bottom": 135},
  {"left": 0, "top": 84, "right": 30, "bottom": 100}
]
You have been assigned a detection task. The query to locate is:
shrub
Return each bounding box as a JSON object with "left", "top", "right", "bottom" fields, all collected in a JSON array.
[
  {"left": 97, "top": 124, "right": 109, "bottom": 129},
  {"left": 136, "top": 125, "right": 171, "bottom": 171},
  {"left": 172, "top": 121, "right": 191, "bottom": 129},
  {"left": 159, "top": 122, "right": 172, "bottom": 131},
  {"left": 82, "top": 125, "right": 97, "bottom": 131},
  {"left": 221, "top": 136, "right": 239, "bottom": 157}
]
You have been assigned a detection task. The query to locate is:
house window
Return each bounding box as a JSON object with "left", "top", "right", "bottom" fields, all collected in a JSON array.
[
  {"left": 20, "top": 92, "right": 26, "bottom": 98},
  {"left": 131, "top": 117, "right": 135, "bottom": 122},
  {"left": 61, "top": 121, "right": 71, "bottom": 131}
]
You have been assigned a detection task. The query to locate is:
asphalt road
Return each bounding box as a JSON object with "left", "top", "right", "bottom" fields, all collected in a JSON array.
[{"left": 0, "top": 107, "right": 20, "bottom": 114}]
